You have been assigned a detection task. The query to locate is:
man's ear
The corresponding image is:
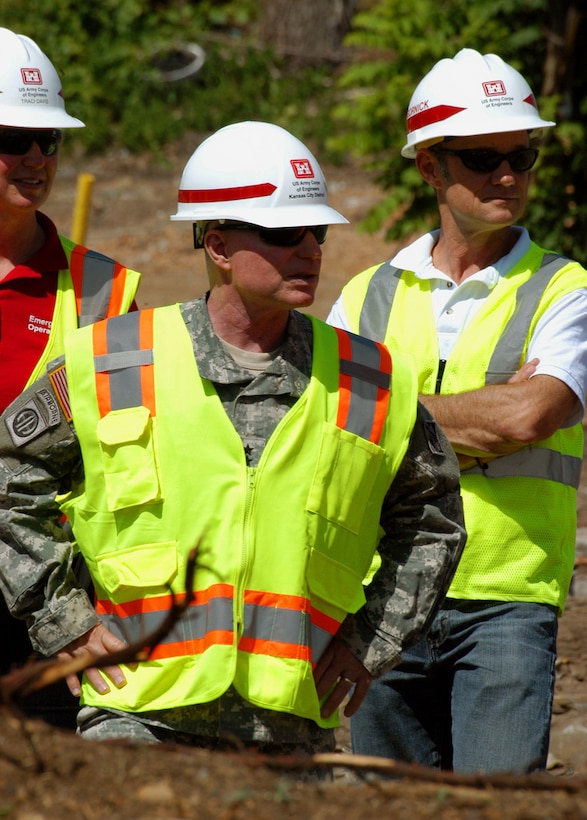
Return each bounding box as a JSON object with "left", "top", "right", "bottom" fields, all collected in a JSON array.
[
  {"left": 416, "top": 149, "right": 444, "bottom": 191},
  {"left": 204, "top": 229, "right": 231, "bottom": 271}
]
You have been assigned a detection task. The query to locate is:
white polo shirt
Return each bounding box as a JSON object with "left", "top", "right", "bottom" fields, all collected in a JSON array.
[{"left": 328, "top": 228, "right": 587, "bottom": 425}]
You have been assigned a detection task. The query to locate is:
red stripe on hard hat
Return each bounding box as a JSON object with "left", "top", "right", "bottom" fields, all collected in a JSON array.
[
  {"left": 524, "top": 93, "right": 537, "bottom": 109},
  {"left": 178, "top": 183, "right": 277, "bottom": 203},
  {"left": 407, "top": 104, "right": 466, "bottom": 134}
]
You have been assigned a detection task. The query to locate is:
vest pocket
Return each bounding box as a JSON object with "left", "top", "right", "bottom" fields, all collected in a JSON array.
[
  {"left": 97, "top": 406, "right": 162, "bottom": 511},
  {"left": 307, "top": 423, "right": 385, "bottom": 534},
  {"left": 307, "top": 548, "right": 367, "bottom": 614},
  {"left": 96, "top": 541, "right": 178, "bottom": 595}
]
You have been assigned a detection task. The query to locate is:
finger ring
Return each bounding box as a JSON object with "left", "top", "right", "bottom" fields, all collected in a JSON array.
[{"left": 339, "top": 676, "right": 354, "bottom": 687}]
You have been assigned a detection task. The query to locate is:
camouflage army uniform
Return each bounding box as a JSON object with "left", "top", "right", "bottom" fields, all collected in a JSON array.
[{"left": 0, "top": 296, "right": 465, "bottom": 756}]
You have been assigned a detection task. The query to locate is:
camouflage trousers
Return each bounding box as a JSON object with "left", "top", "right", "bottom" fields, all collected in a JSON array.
[{"left": 77, "top": 706, "right": 336, "bottom": 782}]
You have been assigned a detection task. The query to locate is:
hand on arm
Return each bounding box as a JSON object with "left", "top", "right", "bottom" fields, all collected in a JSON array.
[{"left": 507, "top": 357, "right": 540, "bottom": 384}]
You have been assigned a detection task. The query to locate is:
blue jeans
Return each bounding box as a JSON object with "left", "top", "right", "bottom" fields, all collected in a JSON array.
[{"left": 351, "top": 600, "right": 558, "bottom": 774}]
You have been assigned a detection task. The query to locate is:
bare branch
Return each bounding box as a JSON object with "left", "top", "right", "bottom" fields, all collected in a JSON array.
[{"left": 255, "top": 751, "right": 587, "bottom": 792}]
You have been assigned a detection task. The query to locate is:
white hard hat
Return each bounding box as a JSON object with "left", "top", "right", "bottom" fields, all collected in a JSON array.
[
  {"left": 0, "top": 28, "right": 84, "bottom": 128},
  {"left": 401, "top": 48, "right": 554, "bottom": 159},
  {"left": 171, "top": 120, "right": 348, "bottom": 228}
]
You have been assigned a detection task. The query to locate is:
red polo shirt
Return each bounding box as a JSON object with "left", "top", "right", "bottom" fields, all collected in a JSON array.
[{"left": 0, "top": 212, "right": 65, "bottom": 413}]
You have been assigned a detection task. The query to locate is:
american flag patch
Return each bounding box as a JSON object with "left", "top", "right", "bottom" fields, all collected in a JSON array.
[{"left": 49, "top": 364, "right": 72, "bottom": 421}]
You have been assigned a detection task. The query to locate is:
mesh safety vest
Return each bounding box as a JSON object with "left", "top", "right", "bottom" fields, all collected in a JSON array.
[
  {"left": 61, "top": 306, "right": 417, "bottom": 725},
  {"left": 25, "top": 236, "right": 141, "bottom": 387},
  {"left": 338, "top": 241, "right": 587, "bottom": 612}
]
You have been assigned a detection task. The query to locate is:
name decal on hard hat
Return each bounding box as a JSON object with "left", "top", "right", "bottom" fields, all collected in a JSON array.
[
  {"left": 406, "top": 104, "right": 465, "bottom": 133},
  {"left": 178, "top": 182, "right": 277, "bottom": 203}
]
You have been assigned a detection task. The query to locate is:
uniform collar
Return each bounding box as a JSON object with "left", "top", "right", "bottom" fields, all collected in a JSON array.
[{"left": 180, "top": 296, "right": 312, "bottom": 396}]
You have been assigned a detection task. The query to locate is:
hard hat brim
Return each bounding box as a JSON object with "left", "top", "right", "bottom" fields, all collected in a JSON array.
[
  {"left": 402, "top": 119, "right": 556, "bottom": 159},
  {"left": 171, "top": 203, "right": 349, "bottom": 226},
  {"left": 0, "top": 106, "right": 85, "bottom": 129}
]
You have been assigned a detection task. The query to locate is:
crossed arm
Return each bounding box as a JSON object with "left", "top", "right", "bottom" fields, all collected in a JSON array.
[{"left": 419, "top": 359, "right": 581, "bottom": 468}]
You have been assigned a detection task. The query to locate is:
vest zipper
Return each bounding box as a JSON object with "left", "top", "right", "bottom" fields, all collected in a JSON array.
[
  {"left": 235, "top": 466, "right": 256, "bottom": 640},
  {"left": 435, "top": 359, "right": 447, "bottom": 394}
]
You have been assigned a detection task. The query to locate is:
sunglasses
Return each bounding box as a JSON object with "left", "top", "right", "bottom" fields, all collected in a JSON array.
[
  {"left": 0, "top": 128, "right": 62, "bottom": 157},
  {"left": 431, "top": 146, "right": 539, "bottom": 173},
  {"left": 216, "top": 222, "right": 328, "bottom": 247}
]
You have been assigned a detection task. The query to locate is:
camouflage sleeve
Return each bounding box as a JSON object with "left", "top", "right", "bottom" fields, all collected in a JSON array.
[
  {"left": 335, "top": 401, "right": 466, "bottom": 677},
  {"left": 0, "top": 363, "right": 99, "bottom": 656}
]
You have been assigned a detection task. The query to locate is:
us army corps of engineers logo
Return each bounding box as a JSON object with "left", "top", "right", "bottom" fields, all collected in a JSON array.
[{"left": 6, "top": 388, "right": 61, "bottom": 447}]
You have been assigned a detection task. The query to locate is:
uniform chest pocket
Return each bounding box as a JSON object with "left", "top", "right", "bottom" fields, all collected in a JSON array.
[
  {"left": 97, "top": 406, "right": 163, "bottom": 511},
  {"left": 306, "top": 422, "right": 385, "bottom": 534}
]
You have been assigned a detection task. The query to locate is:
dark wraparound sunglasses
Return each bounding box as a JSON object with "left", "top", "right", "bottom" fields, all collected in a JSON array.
[
  {"left": 430, "top": 146, "right": 539, "bottom": 173},
  {"left": 215, "top": 222, "right": 328, "bottom": 247},
  {"left": 0, "top": 128, "right": 62, "bottom": 157}
]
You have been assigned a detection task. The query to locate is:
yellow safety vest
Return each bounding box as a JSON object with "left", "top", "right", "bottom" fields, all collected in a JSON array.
[
  {"left": 60, "top": 305, "right": 417, "bottom": 725},
  {"left": 338, "top": 241, "right": 587, "bottom": 612},
  {"left": 25, "top": 236, "right": 141, "bottom": 387}
]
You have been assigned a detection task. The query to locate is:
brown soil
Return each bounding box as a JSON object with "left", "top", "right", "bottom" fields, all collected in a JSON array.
[{"left": 1, "top": 139, "right": 585, "bottom": 819}]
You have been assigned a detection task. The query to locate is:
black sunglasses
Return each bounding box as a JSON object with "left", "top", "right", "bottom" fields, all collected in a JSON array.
[
  {"left": 431, "top": 146, "right": 539, "bottom": 173},
  {"left": 215, "top": 222, "right": 328, "bottom": 247},
  {"left": 0, "top": 128, "right": 62, "bottom": 157}
]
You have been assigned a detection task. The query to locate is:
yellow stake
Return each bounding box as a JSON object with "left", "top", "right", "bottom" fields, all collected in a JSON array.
[{"left": 70, "top": 172, "right": 95, "bottom": 245}]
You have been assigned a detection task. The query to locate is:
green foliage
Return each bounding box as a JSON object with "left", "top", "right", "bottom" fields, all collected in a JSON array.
[
  {"left": 3, "top": 1, "right": 585, "bottom": 259},
  {"left": 0, "top": 0, "right": 334, "bottom": 155},
  {"left": 332, "top": 0, "right": 587, "bottom": 261}
]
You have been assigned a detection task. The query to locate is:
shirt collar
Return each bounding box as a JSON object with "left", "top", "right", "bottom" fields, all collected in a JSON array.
[{"left": 391, "top": 227, "right": 531, "bottom": 289}]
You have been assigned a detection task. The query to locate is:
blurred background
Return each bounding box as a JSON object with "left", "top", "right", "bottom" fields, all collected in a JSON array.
[{"left": 3, "top": 0, "right": 586, "bottom": 260}]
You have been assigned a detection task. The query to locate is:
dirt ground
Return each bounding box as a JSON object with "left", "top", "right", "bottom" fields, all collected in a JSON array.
[{"left": 1, "top": 138, "right": 586, "bottom": 818}]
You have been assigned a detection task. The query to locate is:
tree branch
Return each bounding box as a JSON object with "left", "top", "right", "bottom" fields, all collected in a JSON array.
[{"left": 257, "top": 751, "right": 587, "bottom": 792}]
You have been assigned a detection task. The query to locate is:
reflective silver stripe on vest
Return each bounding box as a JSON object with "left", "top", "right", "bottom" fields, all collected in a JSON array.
[
  {"left": 94, "top": 350, "right": 153, "bottom": 372},
  {"left": 358, "top": 263, "right": 402, "bottom": 342},
  {"left": 341, "top": 332, "right": 390, "bottom": 440},
  {"left": 99, "top": 596, "right": 334, "bottom": 661},
  {"left": 93, "top": 312, "right": 150, "bottom": 411},
  {"left": 310, "top": 622, "right": 336, "bottom": 662},
  {"left": 242, "top": 602, "right": 309, "bottom": 645},
  {"left": 485, "top": 254, "right": 569, "bottom": 383},
  {"left": 99, "top": 595, "right": 234, "bottom": 646},
  {"left": 462, "top": 446, "right": 582, "bottom": 488},
  {"left": 78, "top": 250, "right": 119, "bottom": 327},
  {"left": 243, "top": 603, "right": 336, "bottom": 661}
]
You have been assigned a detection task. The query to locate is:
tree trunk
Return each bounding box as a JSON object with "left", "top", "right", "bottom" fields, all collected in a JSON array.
[
  {"left": 258, "top": 0, "right": 357, "bottom": 64},
  {"left": 543, "top": 0, "right": 586, "bottom": 120}
]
